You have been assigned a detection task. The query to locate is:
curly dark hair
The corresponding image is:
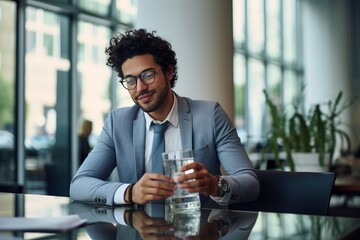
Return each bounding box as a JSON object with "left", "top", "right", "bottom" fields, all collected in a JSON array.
[{"left": 105, "top": 29, "right": 178, "bottom": 88}]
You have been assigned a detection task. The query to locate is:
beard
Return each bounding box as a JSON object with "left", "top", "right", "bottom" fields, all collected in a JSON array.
[{"left": 132, "top": 82, "right": 170, "bottom": 113}]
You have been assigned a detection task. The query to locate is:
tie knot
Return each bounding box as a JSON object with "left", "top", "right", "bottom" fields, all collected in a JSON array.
[{"left": 152, "top": 121, "right": 169, "bottom": 134}]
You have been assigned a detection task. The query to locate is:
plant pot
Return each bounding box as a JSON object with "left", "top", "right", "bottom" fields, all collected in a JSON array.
[{"left": 292, "top": 153, "right": 330, "bottom": 172}]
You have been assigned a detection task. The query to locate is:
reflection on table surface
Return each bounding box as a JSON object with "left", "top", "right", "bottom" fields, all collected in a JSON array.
[
  {"left": 69, "top": 201, "right": 258, "bottom": 240},
  {"left": 0, "top": 192, "right": 359, "bottom": 239}
]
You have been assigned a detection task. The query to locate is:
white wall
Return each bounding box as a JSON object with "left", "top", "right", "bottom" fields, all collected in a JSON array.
[
  {"left": 135, "top": 0, "right": 235, "bottom": 121},
  {"left": 302, "top": 0, "right": 351, "bottom": 113},
  {"left": 302, "top": 0, "right": 360, "bottom": 148}
]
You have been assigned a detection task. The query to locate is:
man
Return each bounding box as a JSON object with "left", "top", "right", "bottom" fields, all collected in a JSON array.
[
  {"left": 78, "top": 119, "right": 93, "bottom": 165},
  {"left": 70, "top": 29, "right": 259, "bottom": 206}
]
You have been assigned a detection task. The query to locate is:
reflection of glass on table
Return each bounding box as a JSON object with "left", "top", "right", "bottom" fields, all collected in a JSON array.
[{"left": 165, "top": 206, "right": 201, "bottom": 238}]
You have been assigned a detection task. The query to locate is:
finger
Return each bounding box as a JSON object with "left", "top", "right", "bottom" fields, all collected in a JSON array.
[
  {"left": 135, "top": 177, "right": 176, "bottom": 203},
  {"left": 142, "top": 187, "right": 173, "bottom": 200},
  {"left": 147, "top": 173, "right": 174, "bottom": 183},
  {"left": 179, "top": 177, "right": 210, "bottom": 193},
  {"left": 146, "top": 224, "right": 174, "bottom": 233},
  {"left": 151, "top": 179, "right": 177, "bottom": 192},
  {"left": 176, "top": 170, "right": 206, "bottom": 183},
  {"left": 179, "top": 177, "right": 204, "bottom": 189},
  {"left": 141, "top": 218, "right": 169, "bottom": 227},
  {"left": 140, "top": 181, "right": 175, "bottom": 201},
  {"left": 180, "top": 161, "right": 199, "bottom": 172},
  {"left": 141, "top": 174, "right": 175, "bottom": 191}
]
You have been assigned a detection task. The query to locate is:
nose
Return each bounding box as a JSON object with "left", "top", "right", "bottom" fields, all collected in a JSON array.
[{"left": 135, "top": 77, "right": 147, "bottom": 92}]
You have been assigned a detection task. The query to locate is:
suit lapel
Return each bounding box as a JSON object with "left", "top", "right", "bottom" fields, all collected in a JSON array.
[
  {"left": 131, "top": 95, "right": 193, "bottom": 180},
  {"left": 177, "top": 95, "right": 193, "bottom": 150},
  {"left": 133, "top": 111, "right": 146, "bottom": 180}
]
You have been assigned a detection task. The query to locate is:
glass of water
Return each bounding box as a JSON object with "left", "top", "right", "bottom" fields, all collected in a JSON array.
[{"left": 162, "top": 149, "right": 201, "bottom": 212}]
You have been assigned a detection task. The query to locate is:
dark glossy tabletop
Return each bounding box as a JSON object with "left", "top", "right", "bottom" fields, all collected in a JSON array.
[{"left": 0, "top": 192, "right": 359, "bottom": 239}]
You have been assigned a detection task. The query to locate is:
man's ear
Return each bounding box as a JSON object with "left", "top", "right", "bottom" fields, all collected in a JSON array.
[{"left": 166, "top": 65, "right": 174, "bottom": 81}]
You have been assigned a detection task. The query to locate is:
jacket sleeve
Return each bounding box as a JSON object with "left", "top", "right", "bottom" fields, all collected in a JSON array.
[
  {"left": 212, "top": 102, "right": 260, "bottom": 204},
  {"left": 69, "top": 111, "right": 121, "bottom": 206}
]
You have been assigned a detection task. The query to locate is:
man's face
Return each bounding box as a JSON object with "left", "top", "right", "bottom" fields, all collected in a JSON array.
[{"left": 121, "top": 54, "right": 174, "bottom": 120}]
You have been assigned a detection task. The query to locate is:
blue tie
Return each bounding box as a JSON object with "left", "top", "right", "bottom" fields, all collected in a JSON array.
[{"left": 151, "top": 121, "right": 169, "bottom": 173}]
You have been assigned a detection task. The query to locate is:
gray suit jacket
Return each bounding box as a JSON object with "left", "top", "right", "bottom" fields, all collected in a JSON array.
[{"left": 70, "top": 93, "right": 259, "bottom": 206}]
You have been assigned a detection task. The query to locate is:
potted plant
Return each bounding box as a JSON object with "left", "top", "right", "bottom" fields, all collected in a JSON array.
[{"left": 262, "top": 88, "right": 356, "bottom": 171}]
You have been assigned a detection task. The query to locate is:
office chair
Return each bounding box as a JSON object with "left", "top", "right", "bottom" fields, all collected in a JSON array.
[{"left": 229, "top": 170, "right": 336, "bottom": 215}]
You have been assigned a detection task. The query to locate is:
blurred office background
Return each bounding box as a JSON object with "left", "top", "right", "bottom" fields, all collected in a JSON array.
[{"left": 0, "top": 0, "right": 359, "bottom": 196}]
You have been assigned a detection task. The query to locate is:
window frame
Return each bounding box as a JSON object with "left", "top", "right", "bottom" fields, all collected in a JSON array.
[
  {"left": 3, "top": 0, "right": 135, "bottom": 194},
  {"left": 233, "top": 0, "right": 303, "bottom": 147}
]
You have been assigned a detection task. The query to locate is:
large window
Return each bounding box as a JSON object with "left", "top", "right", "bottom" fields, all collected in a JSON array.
[
  {"left": 25, "top": 7, "right": 71, "bottom": 194},
  {"left": 0, "top": 1, "right": 16, "bottom": 184},
  {"left": 77, "top": 21, "right": 112, "bottom": 147},
  {"left": 0, "top": 0, "right": 137, "bottom": 195},
  {"left": 233, "top": 0, "right": 303, "bottom": 148}
]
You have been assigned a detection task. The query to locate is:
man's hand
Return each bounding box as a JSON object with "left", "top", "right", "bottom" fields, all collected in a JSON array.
[
  {"left": 176, "top": 162, "right": 219, "bottom": 196},
  {"left": 128, "top": 173, "right": 176, "bottom": 204},
  {"left": 130, "top": 210, "right": 175, "bottom": 240}
]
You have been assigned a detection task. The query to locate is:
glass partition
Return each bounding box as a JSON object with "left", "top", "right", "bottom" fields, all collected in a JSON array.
[
  {"left": 267, "top": 64, "right": 282, "bottom": 104},
  {"left": 247, "top": 0, "right": 264, "bottom": 54},
  {"left": 283, "top": 0, "right": 298, "bottom": 63},
  {"left": 284, "top": 69, "right": 300, "bottom": 113},
  {"left": 233, "top": 0, "right": 302, "bottom": 146},
  {"left": 0, "top": 1, "right": 16, "bottom": 184},
  {"left": 233, "top": 54, "right": 247, "bottom": 142},
  {"left": 78, "top": 0, "right": 111, "bottom": 16},
  {"left": 248, "top": 59, "right": 265, "bottom": 142},
  {"left": 233, "top": 0, "right": 245, "bottom": 48},
  {"left": 266, "top": 0, "right": 281, "bottom": 59},
  {"left": 76, "top": 21, "right": 112, "bottom": 166},
  {"left": 25, "top": 7, "right": 71, "bottom": 196},
  {"left": 116, "top": 0, "right": 137, "bottom": 24},
  {"left": 0, "top": 0, "right": 137, "bottom": 196}
]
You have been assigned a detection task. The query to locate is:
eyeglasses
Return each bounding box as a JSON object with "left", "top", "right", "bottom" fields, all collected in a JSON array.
[{"left": 119, "top": 68, "right": 159, "bottom": 90}]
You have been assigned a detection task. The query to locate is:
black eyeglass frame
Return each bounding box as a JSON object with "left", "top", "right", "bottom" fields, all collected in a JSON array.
[{"left": 119, "top": 68, "right": 160, "bottom": 90}]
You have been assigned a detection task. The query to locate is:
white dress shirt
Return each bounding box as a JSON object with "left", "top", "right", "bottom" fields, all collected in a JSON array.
[{"left": 114, "top": 93, "right": 181, "bottom": 205}]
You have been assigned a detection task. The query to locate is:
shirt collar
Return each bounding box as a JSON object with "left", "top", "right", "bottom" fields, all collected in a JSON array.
[{"left": 144, "top": 92, "right": 178, "bottom": 131}]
